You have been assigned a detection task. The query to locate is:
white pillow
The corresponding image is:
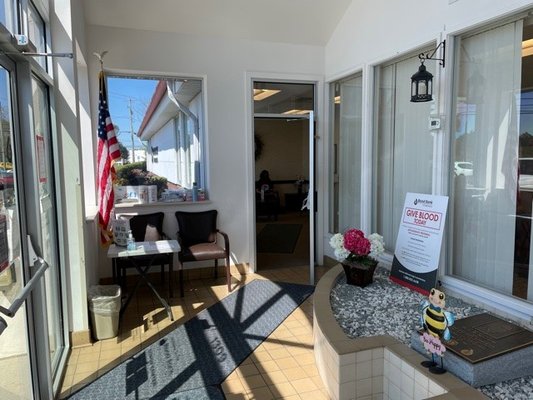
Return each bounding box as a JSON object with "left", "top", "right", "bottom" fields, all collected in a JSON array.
[{"left": 144, "top": 225, "right": 160, "bottom": 241}]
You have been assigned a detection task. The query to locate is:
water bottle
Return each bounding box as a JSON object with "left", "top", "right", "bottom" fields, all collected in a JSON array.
[
  {"left": 192, "top": 182, "right": 198, "bottom": 202},
  {"left": 127, "top": 230, "right": 136, "bottom": 251}
]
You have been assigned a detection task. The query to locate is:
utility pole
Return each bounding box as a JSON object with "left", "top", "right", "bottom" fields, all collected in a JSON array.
[{"left": 129, "top": 99, "right": 135, "bottom": 163}]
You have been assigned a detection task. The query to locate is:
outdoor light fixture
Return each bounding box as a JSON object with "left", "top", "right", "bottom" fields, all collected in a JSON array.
[{"left": 410, "top": 40, "right": 446, "bottom": 103}]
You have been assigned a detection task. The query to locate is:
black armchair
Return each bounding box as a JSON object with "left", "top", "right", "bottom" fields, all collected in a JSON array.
[
  {"left": 175, "top": 210, "right": 231, "bottom": 297},
  {"left": 117, "top": 212, "right": 169, "bottom": 290}
]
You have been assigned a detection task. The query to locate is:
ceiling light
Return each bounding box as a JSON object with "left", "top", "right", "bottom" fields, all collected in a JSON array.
[
  {"left": 522, "top": 39, "right": 533, "bottom": 57},
  {"left": 282, "top": 109, "right": 312, "bottom": 115},
  {"left": 253, "top": 89, "right": 281, "bottom": 101}
]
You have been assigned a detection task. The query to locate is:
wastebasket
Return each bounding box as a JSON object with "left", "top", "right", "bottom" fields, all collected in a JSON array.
[{"left": 88, "top": 285, "right": 121, "bottom": 340}]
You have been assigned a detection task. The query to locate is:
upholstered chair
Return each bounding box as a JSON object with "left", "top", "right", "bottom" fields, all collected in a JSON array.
[{"left": 175, "top": 210, "right": 231, "bottom": 297}]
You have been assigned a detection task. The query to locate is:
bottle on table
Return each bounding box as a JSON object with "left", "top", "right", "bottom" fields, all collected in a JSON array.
[
  {"left": 127, "top": 230, "right": 136, "bottom": 251},
  {"left": 192, "top": 182, "right": 198, "bottom": 202}
]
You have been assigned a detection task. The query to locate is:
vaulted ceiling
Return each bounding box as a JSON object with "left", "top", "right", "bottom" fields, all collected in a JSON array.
[{"left": 83, "top": 0, "right": 353, "bottom": 46}]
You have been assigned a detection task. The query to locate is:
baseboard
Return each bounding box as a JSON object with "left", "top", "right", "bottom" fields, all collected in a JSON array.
[{"left": 70, "top": 329, "right": 92, "bottom": 348}]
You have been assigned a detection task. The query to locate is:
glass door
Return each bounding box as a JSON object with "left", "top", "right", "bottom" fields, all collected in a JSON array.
[
  {"left": 0, "top": 55, "right": 66, "bottom": 399},
  {"left": 0, "top": 57, "right": 35, "bottom": 400},
  {"left": 30, "top": 75, "right": 64, "bottom": 382},
  {"left": 252, "top": 81, "right": 316, "bottom": 281}
]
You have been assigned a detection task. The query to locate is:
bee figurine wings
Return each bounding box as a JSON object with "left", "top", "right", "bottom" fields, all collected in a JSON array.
[{"left": 421, "top": 288, "right": 455, "bottom": 341}]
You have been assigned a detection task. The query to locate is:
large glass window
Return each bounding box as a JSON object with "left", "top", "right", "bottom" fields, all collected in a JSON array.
[
  {"left": 107, "top": 76, "right": 206, "bottom": 203},
  {"left": 329, "top": 74, "right": 363, "bottom": 233},
  {"left": 373, "top": 54, "right": 435, "bottom": 252},
  {"left": 450, "top": 18, "right": 533, "bottom": 301},
  {"left": 28, "top": 2, "right": 47, "bottom": 69},
  {"left": 0, "top": 0, "right": 17, "bottom": 34}
]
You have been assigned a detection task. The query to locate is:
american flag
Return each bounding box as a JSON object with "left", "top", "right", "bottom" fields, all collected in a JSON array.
[{"left": 97, "top": 71, "right": 120, "bottom": 246}]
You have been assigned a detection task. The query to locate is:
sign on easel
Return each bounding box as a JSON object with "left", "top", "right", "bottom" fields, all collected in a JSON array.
[{"left": 390, "top": 193, "right": 448, "bottom": 295}]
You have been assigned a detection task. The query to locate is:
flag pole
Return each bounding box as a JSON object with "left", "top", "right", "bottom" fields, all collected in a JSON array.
[
  {"left": 95, "top": 51, "right": 121, "bottom": 246},
  {"left": 93, "top": 51, "right": 108, "bottom": 72}
]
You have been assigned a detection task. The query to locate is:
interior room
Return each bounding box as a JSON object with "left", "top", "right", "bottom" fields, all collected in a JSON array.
[
  {"left": 253, "top": 81, "right": 313, "bottom": 271},
  {"left": 254, "top": 118, "right": 311, "bottom": 270}
]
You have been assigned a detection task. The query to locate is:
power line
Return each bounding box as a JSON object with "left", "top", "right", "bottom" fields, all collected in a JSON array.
[{"left": 129, "top": 99, "right": 136, "bottom": 163}]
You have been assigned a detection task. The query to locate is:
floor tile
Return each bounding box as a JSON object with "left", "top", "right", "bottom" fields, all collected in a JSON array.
[{"left": 58, "top": 264, "right": 330, "bottom": 400}]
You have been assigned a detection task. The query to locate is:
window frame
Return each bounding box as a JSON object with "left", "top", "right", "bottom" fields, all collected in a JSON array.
[
  {"left": 440, "top": 15, "right": 533, "bottom": 322},
  {"left": 371, "top": 48, "right": 436, "bottom": 253},
  {"left": 328, "top": 73, "right": 364, "bottom": 235},
  {"left": 106, "top": 72, "right": 209, "bottom": 206}
]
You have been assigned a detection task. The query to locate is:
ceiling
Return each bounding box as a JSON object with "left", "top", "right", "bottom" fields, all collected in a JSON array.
[{"left": 83, "top": 0, "right": 353, "bottom": 46}]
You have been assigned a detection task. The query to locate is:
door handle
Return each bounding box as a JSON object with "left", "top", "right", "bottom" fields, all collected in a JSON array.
[{"left": 0, "top": 235, "right": 49, "bottom": 318}]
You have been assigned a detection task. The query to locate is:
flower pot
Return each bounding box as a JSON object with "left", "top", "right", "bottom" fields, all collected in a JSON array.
[{"left": 341, "top": 260, "right": 378, "bottom": 287}]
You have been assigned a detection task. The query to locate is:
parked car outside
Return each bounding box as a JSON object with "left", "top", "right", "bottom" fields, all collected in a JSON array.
[
  {"left": 454, "top": 161, "right": 473, "bottom": 177},
  {"left": 0, "top": 168, "right": 14, "bottom": 189}
]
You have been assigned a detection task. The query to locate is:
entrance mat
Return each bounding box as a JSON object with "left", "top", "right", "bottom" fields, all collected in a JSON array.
[
  {"left": 256, "top": 223, "right": 302, "bottom": 253},
  {"left": 68, "top": 280, "right": 314, "bottom": 399}
]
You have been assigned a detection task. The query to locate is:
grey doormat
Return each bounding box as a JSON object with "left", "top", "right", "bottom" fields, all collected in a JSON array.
[
  {"left": 256, "top": 223, "right": 302, "bottom": 253},
  {"left": 68, "top": 280, "right": 314, "bottom": 399}
]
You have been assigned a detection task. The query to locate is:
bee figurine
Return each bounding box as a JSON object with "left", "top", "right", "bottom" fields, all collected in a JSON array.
[{"left": 420, "top": 288, "right": 455, "bottom": 374}]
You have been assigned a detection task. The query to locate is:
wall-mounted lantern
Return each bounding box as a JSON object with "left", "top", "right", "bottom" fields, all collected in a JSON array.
[{"left": 411, "top": 41, "right": 446, "bottom": 103}]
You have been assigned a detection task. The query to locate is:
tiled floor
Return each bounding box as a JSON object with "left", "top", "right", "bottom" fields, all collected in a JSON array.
[{"left": 58, "top": 264, "right": 331, "bottom": 399}]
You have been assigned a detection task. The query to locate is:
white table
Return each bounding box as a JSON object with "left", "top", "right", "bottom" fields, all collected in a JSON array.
[{"left": 107, "top": 240, "right": 180, "bottom": 320}]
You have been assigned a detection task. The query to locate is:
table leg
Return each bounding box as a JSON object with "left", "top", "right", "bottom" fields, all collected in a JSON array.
[
  {"left": 119, "top": 257, "right": 174, "bottom": 321},
  {"left": 112, "top": 258, "right": 117, "bottom": 284},
  {"left": 179, "top": 269, "right": 184, "bottom": 297},
  {"left": 119, "top": 263, "right": 146, "bottom": 318},
  {"left": 168, "top": 254, "right": 173, "bottom": 299},
  {"left": 142, "top": 273, "right": 174, "bottom": 321}
]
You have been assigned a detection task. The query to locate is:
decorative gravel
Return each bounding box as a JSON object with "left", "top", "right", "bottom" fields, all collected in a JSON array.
[{"left": 329, "top": 266, "right": 533, "bottom": 400}]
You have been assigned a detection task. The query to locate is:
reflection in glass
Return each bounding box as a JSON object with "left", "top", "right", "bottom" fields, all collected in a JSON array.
[{"left": 0, "top": 0, "right": 16, "bottom": 34}]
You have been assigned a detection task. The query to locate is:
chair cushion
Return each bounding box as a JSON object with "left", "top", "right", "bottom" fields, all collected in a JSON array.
[
  {"left": 144, "top": 225, "right": 160, "bottom": 241},
  {"left": 175, "top": 210, "right": 217, "bottom": 247},
  {"left": 129, "top": 212, "right": 164, "bottom": 242},
  {"left": 179, "top": 242, "right": 227, "bottom": 262}
]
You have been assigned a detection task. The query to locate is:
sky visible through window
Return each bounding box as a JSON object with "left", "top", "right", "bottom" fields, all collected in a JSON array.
[{"left": 107, "top": 76, "right": 157, "bottom": 151}]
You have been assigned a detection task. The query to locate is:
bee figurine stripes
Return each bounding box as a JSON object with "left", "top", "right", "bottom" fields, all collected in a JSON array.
[{"left": 419, "top": 288, "right": 455, "bottom": 374}]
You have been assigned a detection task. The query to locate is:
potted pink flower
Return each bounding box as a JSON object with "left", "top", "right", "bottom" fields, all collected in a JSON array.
[{"left": 330, "top": 229, "right": 384, "bottom": 287}]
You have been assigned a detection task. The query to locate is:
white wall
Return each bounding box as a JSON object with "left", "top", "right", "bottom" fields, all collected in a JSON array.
[
  {"left": 326, "top": 0, "right": 533, "bottom": 79},
  {"left": 149, "top": 120, "right": 177, "bottom": 183},
  {"left": 85, "top": 26, "right": 325, "bottom": 279},
  {"left": 50, "top": 0, "right": 90, "bottom": 334}
]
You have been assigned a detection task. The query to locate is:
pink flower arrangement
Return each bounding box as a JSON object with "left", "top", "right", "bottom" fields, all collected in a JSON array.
[
  {"left": 330, "top": 228, "right": 384, "bottom": 265},
  {"left": 343, "top": 229, "right": 371, "bottom": 257}
]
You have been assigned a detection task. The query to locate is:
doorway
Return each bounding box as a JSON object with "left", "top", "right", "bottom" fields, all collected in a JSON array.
[
  {"left": 0, "top": 56, "right": 66, "bottom": 399},
  {"left": 252, "top": 81, "right": 315, "bottom": 272}
]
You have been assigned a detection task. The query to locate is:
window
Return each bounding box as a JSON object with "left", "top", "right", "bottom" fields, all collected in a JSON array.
[
  {"left": 373, "top": 52, "right": 435, "bottom": 252},
  {"left": 450, "top": 17, "right": 533, "bottom": 302},
  {"left": 0, "top": 0, "right": 17, "bottom": 34},
  {"left": 329, "top": 74, "right": 363, "bottom": 233},
  {"left": 107, "top": 75, "right": 206, "bottom": 203},
  {"left": 151, "top": 146, "right": 158, "bottom": 163},
  {"left": 27, "top": 2, "right": 47, "bottom": 69}
]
